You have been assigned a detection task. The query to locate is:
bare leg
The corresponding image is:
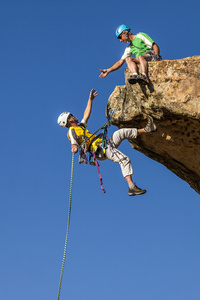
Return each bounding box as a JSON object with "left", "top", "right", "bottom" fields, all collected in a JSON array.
[
  {"left": 138, "top": 55, "right": 151, "bottom": 75},
  {"left": 125, "top": 55, "right": 151, "bottom": 75},
  {"left": 137, "top": 128, "right": 146, "bottom": 135},
  {"left": 125, "top": 174, "right": 133, "bottom": 184},
  {"left": 125, "top": 175, "right": 146, "bottom": 196},
  {"left": 125, "top": 57, "right": 139, "bottom": 74}
]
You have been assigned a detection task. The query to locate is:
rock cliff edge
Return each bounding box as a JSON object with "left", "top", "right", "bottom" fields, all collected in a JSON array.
[{"left": 106, "top": 56, "right": 200, "bottom": 194}]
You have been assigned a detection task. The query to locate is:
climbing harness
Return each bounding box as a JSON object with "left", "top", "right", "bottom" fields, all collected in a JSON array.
[
  {"left": 78, "top": 130, "right": 108, "bottom": 193},
  {"left": 145, "top": 50, "right": 162, "bottom": 61},
  {"left": 128, "top": 39, "right": 162, "bottom": 61},
  {"left": 77, "top": 86, "right": 126, "bottom": 192},
  {"left": 57, "top": 153, "right": 74, "bottom": 300}
]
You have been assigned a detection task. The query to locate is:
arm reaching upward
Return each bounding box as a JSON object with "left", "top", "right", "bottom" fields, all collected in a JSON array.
[{"left": 83, "top": 89, "right": 98, "bottom": 124}]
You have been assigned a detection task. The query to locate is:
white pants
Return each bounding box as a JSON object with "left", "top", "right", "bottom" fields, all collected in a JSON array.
[{"left": 104, "top": 128, "right": 137, "bottom": 178}]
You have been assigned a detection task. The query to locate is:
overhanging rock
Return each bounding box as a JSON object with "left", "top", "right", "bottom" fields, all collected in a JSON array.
[{"left": 106, "top": 56, "right": 200, "bottom": 194}]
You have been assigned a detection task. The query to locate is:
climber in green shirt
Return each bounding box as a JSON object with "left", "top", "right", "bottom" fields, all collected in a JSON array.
[{"left": 99, "top": 24, "right": 161, "bottom": 85}]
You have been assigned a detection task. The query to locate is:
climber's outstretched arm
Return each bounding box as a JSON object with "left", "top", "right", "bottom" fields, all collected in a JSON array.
[
  {"left": 99, "top": 59, "right": 125, "bottom": 78},
  {"left": 83, "top": 89, "right": 98, "bottom": 123}
]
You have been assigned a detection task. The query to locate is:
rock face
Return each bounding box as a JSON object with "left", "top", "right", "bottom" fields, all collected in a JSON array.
[{"left": 106, "top": 56, "right": 200, "bottom": 194}]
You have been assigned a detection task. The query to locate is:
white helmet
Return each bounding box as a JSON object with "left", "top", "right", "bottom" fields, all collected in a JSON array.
[{"left": 57, "top": 112, "right": 71, "bottom": 128}]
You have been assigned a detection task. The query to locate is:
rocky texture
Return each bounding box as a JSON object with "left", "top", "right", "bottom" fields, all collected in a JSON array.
[{"left": 106, "top": 56, "right": 200, "bottom": 194}]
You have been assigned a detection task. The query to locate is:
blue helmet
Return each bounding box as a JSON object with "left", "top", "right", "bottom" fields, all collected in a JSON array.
[{"left": 116, "top": 24, "right": 130, "bottom": 38}]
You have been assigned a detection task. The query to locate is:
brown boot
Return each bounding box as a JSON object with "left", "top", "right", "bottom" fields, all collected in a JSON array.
[
  {"left": 144, "top": 115, "right": 157, "bottom": 132},
  {"left": 128, "top": 184, "right": 146, "bottom": 196},
  {"left": 137, "top": 74, "right": 149, "bottom": 85},
  {"left": 128, "top": 74, "right": 138, "bottom": 85}
]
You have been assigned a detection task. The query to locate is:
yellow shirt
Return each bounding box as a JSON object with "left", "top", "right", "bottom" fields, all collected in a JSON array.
[{"left": 67, "top": 124, "right": 102, "bottom": 151}]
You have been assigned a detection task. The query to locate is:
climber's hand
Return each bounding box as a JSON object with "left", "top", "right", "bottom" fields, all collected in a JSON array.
[{"left": 99, "top": 69, "right": 108, "bottom": 78}]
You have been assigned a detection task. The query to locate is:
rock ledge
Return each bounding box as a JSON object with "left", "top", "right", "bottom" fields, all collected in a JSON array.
[{"left": 106, "top": 56, "right": 200, "bottom": 194}]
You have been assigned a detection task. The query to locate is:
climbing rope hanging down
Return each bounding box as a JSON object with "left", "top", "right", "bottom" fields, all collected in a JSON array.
[
  {"left": 56, "top": 86, "right": 126, "bottom": 299},
  {"left": 57, "top": 153, "right": 74, "bottom": 300}
]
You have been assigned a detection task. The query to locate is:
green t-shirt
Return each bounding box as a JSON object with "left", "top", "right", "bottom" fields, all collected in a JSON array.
[{"left": 121, "top": 32, "right": 154, "bottom": 59}]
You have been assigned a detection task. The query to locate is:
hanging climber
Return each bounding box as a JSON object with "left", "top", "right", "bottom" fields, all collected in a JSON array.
[
  {"left": 99, "top": 24, "right": 161, "bottom": 85},
  {"left": 57, "top": 89, "right": 157, "bottom": 196}
]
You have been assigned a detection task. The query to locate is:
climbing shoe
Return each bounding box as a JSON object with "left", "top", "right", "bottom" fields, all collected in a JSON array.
[
  {"left": 128, "top": 74, "right": 138, "bottom": 85},
  {"left": 137, "top": 74, "right": 149, "bottom": 85},
  {"left": 144, "top": 115, "right": 157, "bottom": 132},
  {"left": 128, "top": 184, "right": 146, "bottom": 196}
]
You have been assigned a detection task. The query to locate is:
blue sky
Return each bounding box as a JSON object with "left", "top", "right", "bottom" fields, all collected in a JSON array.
[{"left": 1, "top": 0, "right": 200, "bottom": 299}]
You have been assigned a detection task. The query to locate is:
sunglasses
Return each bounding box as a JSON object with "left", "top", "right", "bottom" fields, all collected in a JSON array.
[
  {"left": 67, "top": 114, "right": 74, "bottom": 124},
  {"left": 118, "top": 31, "right": 125, "bottom": 39}
]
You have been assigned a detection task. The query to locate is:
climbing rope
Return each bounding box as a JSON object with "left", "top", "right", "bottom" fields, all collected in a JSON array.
[
  {"left": 56, "top": 86, "right": 127, "bottom": 299},
  {"left": 57, "top": 152, "right": 75, "bottom": 300}
]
